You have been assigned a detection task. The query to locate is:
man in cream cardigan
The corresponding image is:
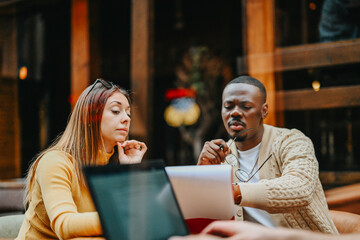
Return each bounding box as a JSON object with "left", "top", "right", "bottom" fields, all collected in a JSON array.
[{"left": 197, "top": 75, "right": 338, "bottom": 234}]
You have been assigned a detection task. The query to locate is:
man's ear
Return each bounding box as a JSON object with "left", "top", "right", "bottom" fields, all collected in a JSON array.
[{"left": 261, "top": 103, "right": 268, "bottom": 119}]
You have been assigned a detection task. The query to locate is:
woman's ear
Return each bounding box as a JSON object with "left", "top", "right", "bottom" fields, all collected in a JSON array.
[{"left": 262, "top": 103, "right": 269, "bottom": 119}]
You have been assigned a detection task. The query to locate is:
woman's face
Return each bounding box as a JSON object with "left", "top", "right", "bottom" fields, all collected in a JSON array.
[{"left": 101, "top": 91, "right": 131, "bottom": 152}]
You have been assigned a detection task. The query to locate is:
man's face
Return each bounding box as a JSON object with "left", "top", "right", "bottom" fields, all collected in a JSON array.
[{"left": 221, "top": 83, "right": 267, "bottom": 142}]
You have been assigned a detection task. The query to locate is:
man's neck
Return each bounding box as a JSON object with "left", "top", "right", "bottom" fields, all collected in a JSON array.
[{"left": 236, "top": 125, "right": 264, "bottom": 151}]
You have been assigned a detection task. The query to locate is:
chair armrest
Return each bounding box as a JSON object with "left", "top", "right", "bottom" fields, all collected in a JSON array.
[{"left": 330, "top": 210, "right": 360, "bottom": 234}]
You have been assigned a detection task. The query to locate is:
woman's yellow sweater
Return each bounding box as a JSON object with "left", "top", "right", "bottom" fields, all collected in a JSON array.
[{"left": 16, "top": 150, "right": 113, "bottom": 240}]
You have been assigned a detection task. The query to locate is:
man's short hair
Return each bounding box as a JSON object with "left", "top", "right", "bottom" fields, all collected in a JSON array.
[{"left": 226, "top": 75, "right": 267, "bottom": 103}]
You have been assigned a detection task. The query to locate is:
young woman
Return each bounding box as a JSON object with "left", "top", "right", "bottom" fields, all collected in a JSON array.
[{"left": 16, "top": 79, "right": 147, "bottom": 239}]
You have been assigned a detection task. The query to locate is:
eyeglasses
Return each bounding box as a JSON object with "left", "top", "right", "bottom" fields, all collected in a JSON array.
[
  {"left": 234, "top": 154, "right": 272, "bottom": 184},
  {"left": 220, "top": 128, "right": 272, "bottom": 184},
  {"left": 221, "top": 128, "right": 254, "bottom": 167},
  {"left": 86, "top": 78, "right": 114, "bottom": 96}
]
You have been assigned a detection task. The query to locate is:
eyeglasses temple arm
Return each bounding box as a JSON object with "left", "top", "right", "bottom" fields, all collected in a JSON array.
[{"left": 245, "top": 154, "right": 273, "bottom": 183}]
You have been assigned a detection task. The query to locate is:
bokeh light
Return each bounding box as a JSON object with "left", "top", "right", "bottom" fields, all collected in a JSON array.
[{"left": 19, "top": 66, "right": 28, "bottom": 80}]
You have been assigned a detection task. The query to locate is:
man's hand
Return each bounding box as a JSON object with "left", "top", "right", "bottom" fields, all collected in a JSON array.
[
  {"left": 117, "top": 140, "right": 147, "bottom": 164},
  {"left": 197, "top": 139, "right": 229, "bottom": 165},
  {"left": 232, "top": 184, "right": 242, "bottom": 205},
  {"left": 169, "top": 221, "right": 297, "bottom": 240}
]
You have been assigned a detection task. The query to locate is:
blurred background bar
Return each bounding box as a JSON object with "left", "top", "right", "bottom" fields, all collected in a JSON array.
[{"left": 0, "top": 0, "right": 359, "bottom": 191}]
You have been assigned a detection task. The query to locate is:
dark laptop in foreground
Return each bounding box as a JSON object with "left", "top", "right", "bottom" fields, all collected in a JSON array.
[{"left": 83, "top": 160, "right": 189, "bottom": 240}]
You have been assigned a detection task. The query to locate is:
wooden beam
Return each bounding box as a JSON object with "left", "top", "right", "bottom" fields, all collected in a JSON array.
[
  {"left": 320, "top": 172, "right": 360, "bottom": 187},
  {"left": 71, "top": 0, "right": 90, "bottom": 109},
  {"left": 278, "top": 39, "right": 360, "bottom": 72},
  {"left": 238, "top": 39, "right": 360, "bottom": 75},
  {"left": 276, "top": 85, "right": 360, "bottom": 111},
  {"left": 245, "top": 0, "right": 277, "bottom": 126},
  {"left": 130, "top": 0, "right": 154, "bottom": 151}
]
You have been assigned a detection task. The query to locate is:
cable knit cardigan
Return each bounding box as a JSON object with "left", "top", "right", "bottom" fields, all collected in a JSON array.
[{"left": 230, "top": 124, "right": 338, "bottom": 234}]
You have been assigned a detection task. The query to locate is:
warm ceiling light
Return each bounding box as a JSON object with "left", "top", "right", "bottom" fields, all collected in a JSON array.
[
  {"left": 312, "top": 80, "right": 320, "bottom": 92},
  {"left": 19, "top": 66, "right": 28, "bottom": 80}
]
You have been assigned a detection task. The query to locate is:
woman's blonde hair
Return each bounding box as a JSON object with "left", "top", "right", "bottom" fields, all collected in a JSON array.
[{"left": 24, "top": 80, "right": 131, "bottom": 205}]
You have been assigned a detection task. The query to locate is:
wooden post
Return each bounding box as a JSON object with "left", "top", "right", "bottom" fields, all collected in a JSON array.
[
  {"left": 0, "top": 15, "right": 20, "bottom": 178},
  {"left": 130, "top": 0, "right": 154, "bottom": 153},
  {"left": 71, "top": 0, "right": 90, "bottom": 109},
  {"left": 89, "top": 0, "right": 101, "bottom": 82},
  {"left": 245, "top": 0, "right": 277, "bottom": 126}
]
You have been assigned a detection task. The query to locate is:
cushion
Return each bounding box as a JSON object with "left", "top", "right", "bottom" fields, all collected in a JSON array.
[{"left": 0, "top": 214, "right": 24, "bottom": 239}]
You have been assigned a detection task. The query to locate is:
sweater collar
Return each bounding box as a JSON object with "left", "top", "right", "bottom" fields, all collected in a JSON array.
[
  {"left": 97, "top": 148, "right": 115, "bottom": 165},
  {"left": 258, "top": 124, "right": 274, "bottom": 179}
]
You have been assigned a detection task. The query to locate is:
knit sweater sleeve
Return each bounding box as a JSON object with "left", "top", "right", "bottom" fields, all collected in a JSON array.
[
  {"left": 239, "top": 129, "right": 319, "bottom": 213},
  {"left": 36, "top": 151, "right": 102, "bottom": 239}
]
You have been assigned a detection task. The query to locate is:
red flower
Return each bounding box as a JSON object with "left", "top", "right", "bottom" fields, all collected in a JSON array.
[{"left": 165, "top": 88, "right": 196, "bottom": 101}]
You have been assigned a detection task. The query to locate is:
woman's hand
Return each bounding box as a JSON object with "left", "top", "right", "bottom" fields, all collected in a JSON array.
[{"left": 117, "top": 140, "right": 147, "bottom": 164}]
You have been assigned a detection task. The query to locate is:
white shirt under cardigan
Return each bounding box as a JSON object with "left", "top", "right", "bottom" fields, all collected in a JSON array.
[{"left": 236, "top": 143, "right": 276, "bottom": 228}]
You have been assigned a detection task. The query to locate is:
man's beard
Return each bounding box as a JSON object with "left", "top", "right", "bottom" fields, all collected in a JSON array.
[{"left": 229, "top": 133, "right": 247, "bottom": 142}]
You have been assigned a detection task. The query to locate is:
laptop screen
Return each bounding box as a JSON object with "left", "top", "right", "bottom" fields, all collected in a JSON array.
[{"left": 84, "top": 160, "right": 189, "bottom": 240}]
